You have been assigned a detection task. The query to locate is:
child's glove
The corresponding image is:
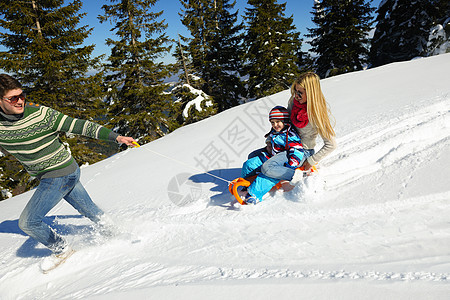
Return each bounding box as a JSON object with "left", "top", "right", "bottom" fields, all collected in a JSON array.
[
  {"left": 285, "top": 149, "right": 302, "bottom": 169},
  {"left": 284, "top": 158, "right": 300, "bottom": 169}
]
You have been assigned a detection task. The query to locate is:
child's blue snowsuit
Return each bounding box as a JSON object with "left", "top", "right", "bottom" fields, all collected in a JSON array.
[
  {"left": 245, "top": 125, "right": 306, "bottom": 201},
  {"left": 241, "top": 150, "right": 271, "bottom": 178}
]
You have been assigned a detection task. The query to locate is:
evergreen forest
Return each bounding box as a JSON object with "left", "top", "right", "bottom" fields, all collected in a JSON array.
[{"left": 0, "top": 0, "right": 449, "bottom": 199}]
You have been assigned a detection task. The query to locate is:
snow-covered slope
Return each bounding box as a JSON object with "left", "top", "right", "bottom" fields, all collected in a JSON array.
[{"left": 1, "top": 54, "right": 449, "bottom": 299}]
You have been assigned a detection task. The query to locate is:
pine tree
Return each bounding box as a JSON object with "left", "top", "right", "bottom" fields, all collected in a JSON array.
[
  {"left": 174, "top": 34, "right": 192, "bottom": 86},
  {"left": 202, "top": 0, "right": 245, "bottom": 112},
  {"left": 307, "top": 0, "right": 375, "bottom": 78},
  {"left": 178, "top": 0, "right": 244, "bottom": 113},
  {"left": 369, "top": 0, "right": 442, "bottom": 67},
  {"left": 0, "top": 0, "right": 109, "bottom": 199},
  {"left": 178, "top": 0, "right": 208, "bottom": 81},
  {"left": 243, "top": 0, "right": 303, "bottom": 99},
  {"left": 0, "top": 151, "right": 38, "bottom": 201},
  {"left": 99, "top": 0, "right": 177, "bottom": 144},
  {"left": 0, "top": 0, "right": 105, "bottom": 117}
]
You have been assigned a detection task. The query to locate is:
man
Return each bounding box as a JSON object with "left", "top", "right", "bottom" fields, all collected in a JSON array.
[{"left": 0, "top": 74, "right": 136, "bottom": 269}]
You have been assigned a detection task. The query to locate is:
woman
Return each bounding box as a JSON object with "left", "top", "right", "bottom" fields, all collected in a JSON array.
[
  {"left": 288, "top": 72, "right": 337, "bottom": 170},
  {"left": 261, "top": 72, "right": 337, "bottom": 185}
]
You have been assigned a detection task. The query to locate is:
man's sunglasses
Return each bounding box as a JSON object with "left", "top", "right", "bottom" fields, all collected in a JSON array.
[{"left": 2, "top": 93, "right": 26, "bottom": 104}]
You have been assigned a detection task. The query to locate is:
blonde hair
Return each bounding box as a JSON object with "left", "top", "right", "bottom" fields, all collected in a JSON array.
[{"left": 290, "top": 72, "right": 335, "bottom": 139}]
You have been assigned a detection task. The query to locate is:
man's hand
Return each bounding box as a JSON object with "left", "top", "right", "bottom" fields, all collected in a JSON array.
[{"left": 116, "top": 135, "right": 138, "bottom": 147}]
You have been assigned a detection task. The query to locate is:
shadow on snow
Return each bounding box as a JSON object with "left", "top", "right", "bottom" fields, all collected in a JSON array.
[
  {"left": 0, "top": 215, "right": 91, "bottom": 258},
  {"left": 188, "top": 168, "right": 241, "bottom": 209}
]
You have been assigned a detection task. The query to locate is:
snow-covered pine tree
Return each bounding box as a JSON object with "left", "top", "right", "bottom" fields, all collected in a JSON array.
[
  {"left": 426, "top": 0, "right": 450, "bottom": 56},
  {"left": 99, "top": 0, "right": 177, "bottom": 144},
  {"left": 369, "top": 0, "right": 442, "bottom": 67},
  {"left": 307, "top": 0, "right": 375, "bottom": 78},
  {"left": 173, "top": 1, "right": 212, "bottom": 124},
  {"left": 243, "top": 0, "right": 303, "bottom": 99},
  {"left": 172, "top": 36, "right": 215, "bottom": 125},
  {"left": 0, "top": 0, "right": 108, "bottom": 199},
  {"left": 178, "top": 0, "right": 244, "bottom": 113}
]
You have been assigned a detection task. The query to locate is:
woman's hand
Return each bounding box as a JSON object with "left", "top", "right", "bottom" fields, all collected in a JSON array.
[{"left": 301, "top": 160, "right": 312, "bottom": 170}]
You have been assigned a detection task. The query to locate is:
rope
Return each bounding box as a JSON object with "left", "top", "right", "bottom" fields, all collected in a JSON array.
[{"left": 135, "top": 143, "right": 231, "bottom": 184}]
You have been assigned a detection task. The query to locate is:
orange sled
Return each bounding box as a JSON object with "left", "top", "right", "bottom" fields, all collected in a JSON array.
[
  {"left": 228, "top": 166, "right": 318, "bottom": 205},
  {"left": 228, "top": 177, "right": 293, "bottom": 205}
]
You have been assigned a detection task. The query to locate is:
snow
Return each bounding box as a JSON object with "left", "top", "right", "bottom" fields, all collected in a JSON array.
[
  {"left": 179, "top": 84, "right": 213, "bottom": 118},
  {"left": 1, "top": 53, "right": 450, "bottom": 299},
  {"left": 428, "top": 24, "right": 450, "bottom": 56}
]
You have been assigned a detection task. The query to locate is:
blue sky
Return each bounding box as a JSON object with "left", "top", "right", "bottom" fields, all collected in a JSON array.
[
  {"left": 80, "top": 0, "right": 381, "bottom": 64},
  {"left": 0, "top": 1, "right": 381, "bottom": 65}
]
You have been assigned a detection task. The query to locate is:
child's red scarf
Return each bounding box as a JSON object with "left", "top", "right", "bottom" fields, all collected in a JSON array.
[{"left": 290, "top": 100, "right": 309, "bottom": 128}]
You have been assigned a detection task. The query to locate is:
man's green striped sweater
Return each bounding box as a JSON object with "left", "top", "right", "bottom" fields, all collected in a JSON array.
[{"left": 0, "top": 103, "right": 119, "bottom": 178}]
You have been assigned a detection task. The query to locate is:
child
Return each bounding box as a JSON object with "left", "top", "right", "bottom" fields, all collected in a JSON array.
[{"left": 240, "top": 106, "right": 306, "bottom": 204}]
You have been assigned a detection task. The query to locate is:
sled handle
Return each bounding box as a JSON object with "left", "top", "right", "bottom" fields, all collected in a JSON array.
[{"left": 229, "top": 178, "right": 251, "bottom": 205}]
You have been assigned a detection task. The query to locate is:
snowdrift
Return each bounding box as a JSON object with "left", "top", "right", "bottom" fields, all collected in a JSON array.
[{"left": 1, "top": 53, "right": 449, "bottom": 299}]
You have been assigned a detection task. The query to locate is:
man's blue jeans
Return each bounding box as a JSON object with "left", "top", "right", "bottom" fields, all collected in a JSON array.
[{"left": 18, "top": 166, "right": 103, "bottom": 253}]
